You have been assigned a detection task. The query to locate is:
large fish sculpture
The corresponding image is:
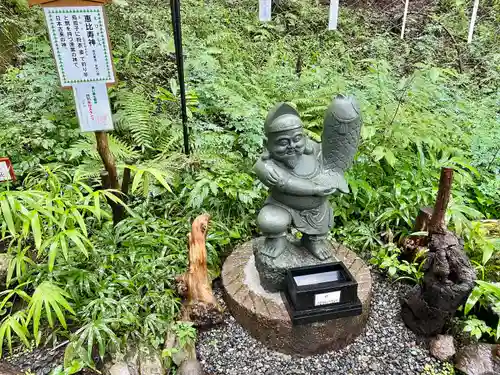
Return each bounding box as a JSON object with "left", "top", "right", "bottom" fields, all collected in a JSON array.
[{"left": 312, "top": 95, "right": 362, "bottom": 193}]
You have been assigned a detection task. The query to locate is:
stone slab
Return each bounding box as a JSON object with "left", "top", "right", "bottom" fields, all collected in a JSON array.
[{"left": 222, "top": 240, "right": 372, "bottom": 355}]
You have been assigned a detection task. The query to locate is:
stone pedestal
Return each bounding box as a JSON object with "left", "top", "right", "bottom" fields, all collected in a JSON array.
[
  {"left": 253, "top": 236, "right": 338, "bottom": 292},
  {"left": 222, "top": 240, "right": 372, "bottom": 355}
]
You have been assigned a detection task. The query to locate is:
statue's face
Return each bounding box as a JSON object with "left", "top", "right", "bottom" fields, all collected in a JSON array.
[{"left": 267, "top": 128, "right": 306, "bottom": 169}]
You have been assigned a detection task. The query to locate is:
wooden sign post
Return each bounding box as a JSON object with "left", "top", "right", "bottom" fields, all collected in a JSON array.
[{"left": 30, "top": 0, "right": 125, "bottom": 222}]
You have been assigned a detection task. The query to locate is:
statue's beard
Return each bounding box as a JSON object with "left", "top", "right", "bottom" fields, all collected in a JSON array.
[
  {"left": 283, "top": 156, "right": 300, "bottom": 169},
  {"left": 274, "top": 151, "right": 302, "bottom": 169}
]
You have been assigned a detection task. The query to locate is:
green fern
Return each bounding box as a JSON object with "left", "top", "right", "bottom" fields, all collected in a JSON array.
[
  {"left": 156, "top": 118, "right": 183, "bottom": 153},
  {"left": 107, "top": 134, "right": 140, "bottom": 160},
  {"left": 115, "top": 91, "right": 154, "bottom": 149},
  {"left": 73, "top": 159, "right": 106, "bottom": 181},
  {"left": 68, "top": 134, "right": 138, "bottom": 163}
]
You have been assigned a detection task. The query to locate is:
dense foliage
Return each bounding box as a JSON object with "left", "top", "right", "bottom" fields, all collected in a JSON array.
[{"left": 0, "top": 0, "right": 499, "bottom": 371}]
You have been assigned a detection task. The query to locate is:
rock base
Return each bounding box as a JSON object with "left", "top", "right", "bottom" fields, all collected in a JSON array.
[{"left": 222, "top": 240, "right": 371, "bottom": 355}]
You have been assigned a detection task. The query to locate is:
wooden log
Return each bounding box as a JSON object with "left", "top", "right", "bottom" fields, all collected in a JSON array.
[
  {"left": 100, "top": 170, "right": 124, "bottom": 225},
  {"left": 402, "top": 168, "right": 453, "bottom": 259},
  {"left": 401, "top": 229, "right": 476, "bottom": 335},
  {"left": 95, "top": 131, "right": 119, "bottom": 190},
  {"left": 96, "top": 132, "right": 127, "bottom": 224},
  {"left": 176, "top": 214, "right": 223, "bottom": 327},
  {"left": 414, "top": 206, "right": 433, "bottom": 232},
  {"left": 100, "top": 169, "right": 111, "bottom": 189},
  {"left": 121, "top": 162, "right": 133, "bottom": 196},
  {"left": 428, "top": 167, "right": 454, "bottom": 235}
]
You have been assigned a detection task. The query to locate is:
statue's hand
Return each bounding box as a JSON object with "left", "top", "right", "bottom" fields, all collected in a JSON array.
[
  {"left": 314, "top": 185, "right": 336, "bottom": 196},
  {"left": 265, "top": 165, "right": 285, "bottom": 187}
]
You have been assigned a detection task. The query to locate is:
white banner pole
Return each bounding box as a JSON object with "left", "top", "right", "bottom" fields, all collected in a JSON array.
[
  {"left": 259, "top": 0, "right": 272, "bottom": 22},
  {"left": 328, "top": 0, "right": 340, "bottom": 31},
  {"left": 467, "top": 0, "right": 480, "bottom": 44},
  {"left": 401, "top": 0, "right": 410, "bottom": 39}
]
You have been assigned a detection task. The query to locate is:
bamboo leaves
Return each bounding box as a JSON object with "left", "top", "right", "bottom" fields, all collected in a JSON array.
[
  {"left": 0, "top": 174, "right": 118, "bottom": 272},
  {"left": 464, "top": 280, "right": 500, "bottom": 341},
  {"left": 26, "top": 281, "right": 75, "bottom": 345},
  {"left": 0, "top": 312, "right": 30, "bottom": 357},
  {"left": 127, "top": 165, "right": 173, "bottom": 196},
  {"left": 31, "top": 212, "right": 42, "bottom": 250},
  {"left": 0, "top": 198, "right": 16, "bottom": 236},
  {"left": 44, "top": 230, "right": 92, "bottom": 272},
  {"left": 74, "top": 318, "right": 120, "bottom": 360}
]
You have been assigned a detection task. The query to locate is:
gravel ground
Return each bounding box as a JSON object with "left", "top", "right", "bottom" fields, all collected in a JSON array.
[{"left": 198, "top": 272, "right": 450, "bottom": 375}]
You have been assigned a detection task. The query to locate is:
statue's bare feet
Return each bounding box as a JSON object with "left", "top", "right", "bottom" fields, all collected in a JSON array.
[
  {"left": 302, "top": 235, "right": 332, "bottom": 260},
  {"left": 261, "top": 236, "right": 288, "bottom": 258}
]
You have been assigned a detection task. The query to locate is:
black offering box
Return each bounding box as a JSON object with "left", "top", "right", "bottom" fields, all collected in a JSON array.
[{"left": 284, "top": 262, "right": 362, "bottom": 325}]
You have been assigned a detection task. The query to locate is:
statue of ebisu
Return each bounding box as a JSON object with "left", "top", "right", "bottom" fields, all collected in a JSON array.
[{"left": 253, "top": 95, "right": 362, "bottom": 290}]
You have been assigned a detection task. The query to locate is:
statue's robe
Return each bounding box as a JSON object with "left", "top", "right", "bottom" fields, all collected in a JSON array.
[{"left": 264, "top": 143, "right": 333, "bottom": 235}]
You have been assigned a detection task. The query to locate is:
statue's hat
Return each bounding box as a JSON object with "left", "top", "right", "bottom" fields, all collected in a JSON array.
[{"left": 264, "top": 103, "right": 303, "bottom": 134}]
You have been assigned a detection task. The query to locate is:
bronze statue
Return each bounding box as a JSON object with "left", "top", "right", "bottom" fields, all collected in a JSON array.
[{"left": 253, "top": 95, "right": 362, "bottom": 291}]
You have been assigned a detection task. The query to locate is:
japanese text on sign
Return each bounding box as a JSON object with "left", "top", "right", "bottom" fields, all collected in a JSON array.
[
  {"left": 73, "top": 83, "right": 114, "bottom": 132},
  {"left": 44, "top": 6, "right": 115, "bottom": 87},
  {"left": 315, "top": 291, "right": 341, "bottom": 306}
]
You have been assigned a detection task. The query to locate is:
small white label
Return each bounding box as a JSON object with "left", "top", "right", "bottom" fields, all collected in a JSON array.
[
  {"left": 315, "top": 290, "right": 341, "bottom": 306},
  {"left": 73, "top": 83, "right": 114, "bottom": 132},
  {"left": 328, "top": 0, "right": 339, "bottom": 30},
  {"left": 294, "top": 270, "right": 343, "bottom": 286},
  {"left": 0, "top": 162, "right": 12, "bottom": 182},
  {"left": 259, "top": 0, "right": 272, "bottom": 22}
]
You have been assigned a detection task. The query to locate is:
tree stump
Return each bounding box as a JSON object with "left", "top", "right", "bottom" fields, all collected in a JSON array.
[
  {"left": 401, "top": 168, "right": 476, "bottom": 336},
  {"left": 414, "top": 206, "right": 433, "bottom": 233},
  {"left": 176, "top": 214, "right": 223, "bottom": 327},
  {"left": 401, "top": 206, "right": 433, "bottom": 262}
]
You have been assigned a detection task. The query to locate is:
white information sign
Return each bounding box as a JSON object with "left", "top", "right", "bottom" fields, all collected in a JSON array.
[
  {"left": 73, "top": 83, "right": 114, "bottom": 132},
  {"left": 259, "top": 0, "right": 272, "bottom": 22},
  {"left": 44, "top": 6, "right": 115, "bottom": 87},
  {"left": 315, "top": 291, "right": 341, "bottom": 306},
  {"left": 0, "top": 162, "right": 12, "bottom": 182},
  {"left": 328, "top": 0, "right": 339, "bottom": 30}
]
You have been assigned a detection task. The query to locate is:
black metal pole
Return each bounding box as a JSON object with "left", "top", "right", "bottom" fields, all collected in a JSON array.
[{"left": 170, "top": 0, "right": 190, "bottom": 155}]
